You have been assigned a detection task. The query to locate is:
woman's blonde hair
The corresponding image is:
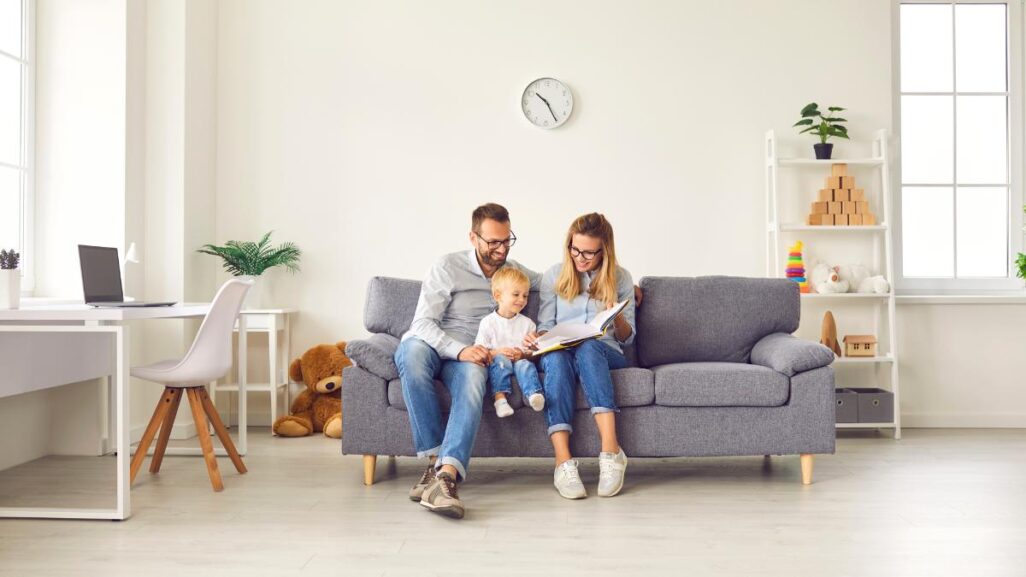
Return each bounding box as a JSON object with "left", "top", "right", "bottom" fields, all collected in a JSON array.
[
  {"left": 491, "top": 266, "right": 530, "bottom": 296},
  {"left": 555, "top": 213, "right": 620, "bottom": 306}
]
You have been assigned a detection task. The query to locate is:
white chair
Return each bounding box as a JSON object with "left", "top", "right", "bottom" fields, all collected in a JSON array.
[{"left": 129, "top": 278, "right": 253, "bottom": 492}]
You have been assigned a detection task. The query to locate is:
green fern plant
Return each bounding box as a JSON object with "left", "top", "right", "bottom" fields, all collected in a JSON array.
[
  {"left": 794, "top": 102, "right": 850, "bottom": 144},
  {"left": 1017, "top": 206, "right": 1026, "bottom": 282},
  {"left": 197, "top": 232, "right": 301, "bottom": 277}
]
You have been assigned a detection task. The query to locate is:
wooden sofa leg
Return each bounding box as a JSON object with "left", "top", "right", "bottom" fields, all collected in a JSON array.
[
  {"left": 363, "top": 455, "right": 377, "bottom": 486},
  {"left": 800, "top": 454, "right": 814, "bottom": 485}
]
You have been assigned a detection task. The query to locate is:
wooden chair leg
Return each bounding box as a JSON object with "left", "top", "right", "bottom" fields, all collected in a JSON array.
[
  {"left": 197, "top": 388, "right": 247, "bottom": 474},
  {"left": 149, "top": 389, "right": 183, "bottom": 473},
  {"left": 363, "top": 455, "right": 377, "bottom": 486},
  {"left": 186, "top": 388, "right": 224, "bottom": 492},
  {"left": 130, "top": 388, "right": 176, "bottom": 484},
  {"left": 800, "top": 453, "right": 814, "bottom": 485}
]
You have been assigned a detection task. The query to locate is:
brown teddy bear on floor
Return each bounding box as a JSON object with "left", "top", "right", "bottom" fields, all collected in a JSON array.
[{"left": 272, "top": 341, "right": 351, "bottom": 438}]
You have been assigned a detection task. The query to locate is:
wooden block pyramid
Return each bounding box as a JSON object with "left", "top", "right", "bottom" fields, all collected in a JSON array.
[
  {"left": 806, "top": 164, "right": 878, "bottom": 226},
  {"left": 785, "top": 241, "right": 810, "bottom": 293}
]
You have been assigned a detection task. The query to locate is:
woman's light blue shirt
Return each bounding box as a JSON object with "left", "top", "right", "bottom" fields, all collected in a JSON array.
[{"left": 537, "top": 263, "right": 637, "bottom": 353}]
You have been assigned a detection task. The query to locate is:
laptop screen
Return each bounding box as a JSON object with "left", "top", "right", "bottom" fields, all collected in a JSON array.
[{"left": 79, "top": 245, "right": 124, "bottom": 303}]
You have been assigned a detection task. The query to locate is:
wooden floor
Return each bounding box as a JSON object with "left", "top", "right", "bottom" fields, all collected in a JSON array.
[{"left": 1, "top": 428, "right": 1024, "bottom": 576}]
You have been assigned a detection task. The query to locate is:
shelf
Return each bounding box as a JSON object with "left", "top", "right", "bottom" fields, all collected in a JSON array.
[
  {"left": 837, "top": 422, "right": 896, "bottom": 429},
  {"left": 832, "top": 355, "right": 894, "bottom": 365},
  {"left": 800, "top": 293, "right": 890, "bottom": 300},
  {"left": 775, "top": 158, "right": 884, "bottom": 166},
  {"left": 778, "top": 224, "right": 887, "bottom": 232}
]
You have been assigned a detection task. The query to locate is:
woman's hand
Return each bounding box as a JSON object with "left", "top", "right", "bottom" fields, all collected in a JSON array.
[
  {"left": 522, "top": 330, "right": 546, "bottom": 350},
  {"left": 609, "top": 301, "right": 632, "bottom": 342}
]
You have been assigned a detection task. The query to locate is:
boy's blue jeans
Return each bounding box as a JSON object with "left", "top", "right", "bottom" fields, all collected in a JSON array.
[
  {"left": 394, "top": 337, "right": 486, "bottom": 482},
  {"left": 487, "top": 354, "right": 543, "bottom": 399},
  {"left": 539, "top": 339, "right": 628, "bottom": 436}
]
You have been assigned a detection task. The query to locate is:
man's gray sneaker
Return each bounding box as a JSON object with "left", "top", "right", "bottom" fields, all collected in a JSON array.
[
  {"left": 553, "top": 459, "right": 586, "bottom": 499},
  {"left": 598, "top": 447, "right": 628, "bottom": 497},
  {"left": 408, "top": 464, "right": 436, "bottom": 502},
  {"left": 419, "top": 471, "right": 465, "bottom": 519}
]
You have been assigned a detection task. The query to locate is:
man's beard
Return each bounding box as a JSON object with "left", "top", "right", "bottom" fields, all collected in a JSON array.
[{"left": 478, "top": 249, "right": 508, "bottom": 268}]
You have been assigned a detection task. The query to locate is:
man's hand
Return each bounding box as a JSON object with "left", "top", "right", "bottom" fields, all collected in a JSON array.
[
  {"left": 457, "top": 345, "right": 490, "bottom": 366},
  {"left": 522, "top": 331, "right": 546, "bottom": 350}
]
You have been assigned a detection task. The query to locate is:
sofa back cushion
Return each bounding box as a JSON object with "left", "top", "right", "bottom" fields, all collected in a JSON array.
[{"left": 635, "top": 276, "right": 799, "bottom": 367}]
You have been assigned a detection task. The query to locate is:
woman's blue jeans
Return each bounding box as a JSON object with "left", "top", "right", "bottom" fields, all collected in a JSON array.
[{"left": 539, "top": 339, "right": 627, "bottom": 436}]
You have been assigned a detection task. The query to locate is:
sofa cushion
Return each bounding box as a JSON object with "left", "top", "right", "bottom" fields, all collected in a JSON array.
[
  {"left": 386, "top": 367, "right": 654, "bottom": 412},
  {"left": 635, "top": 276, "right": 800, "bottom": 368},
  {"left": 363, "top": 277, "right": 423, "bottom": 339},
  {"left": 345, "top": 334, "right": 400, "bottom": 381},
  {"left": 653, "top": 362, "right": 790, "bottom": 407}
]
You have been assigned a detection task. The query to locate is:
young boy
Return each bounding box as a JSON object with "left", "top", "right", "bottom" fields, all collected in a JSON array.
[{"left": 475, "top": 267, "right": 545, "bottom": 418}]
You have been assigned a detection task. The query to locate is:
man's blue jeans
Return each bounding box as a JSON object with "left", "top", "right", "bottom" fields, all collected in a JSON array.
[
  {"left": 394, "top": 337, "right": 486, "bottom": 481},
  {"left": 539, "top": 339, "right": 627, "bottom": 436},
  {"left": 487, "top": 354, "right": 543, "bottom": 399}
]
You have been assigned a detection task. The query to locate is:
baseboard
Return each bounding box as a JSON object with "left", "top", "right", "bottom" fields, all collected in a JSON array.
[{"left": 902, "top": 413, "right": 1026, "bottom": 428}]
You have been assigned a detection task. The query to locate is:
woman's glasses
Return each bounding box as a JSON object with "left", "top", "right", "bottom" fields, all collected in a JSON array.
[{"left": 568, "top": 245, "right": 603, "bottom": 260}]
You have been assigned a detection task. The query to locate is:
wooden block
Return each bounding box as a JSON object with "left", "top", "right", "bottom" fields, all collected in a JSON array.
[
  {"left": 833, "top": 189, "right": 850, "bottom": 202},
  {"left": 840, "top": 176, "right": 855, "bottom": 188},
  {"left": 850, "top": 188, "right": 865, "bottom": 201},
  {"left": 811, "top": 201, "right": 828, "bottom": 214},
  {"left": 843, "top": 201, "right": 857, "bottom": 214},
  {"left": 826, "top": 176, "right": 842, "bottom": 189},
  {"left": 856, "top": 201, "right": 869, "bottom": 214},
  {"left": 820, "top": 214, "right": 835, "bottom": 225},
  {"left": 831, "top": 163, "right": 848, "bottom": 177},
  {"left": 807, "top": 213, "right": 818, "bottom": 225},
  {"left": 835, "top": 213, "right": 849, "bottom": 226},
  {"left": 828, "top": 201, "right": 842, "bottom": 214},
  {"left": 818, "top": 189, "right": 834, "bottom": 202},
  {"left": 850, "top": 213, "right": 863, "bottom": 225},
  {"left": 862, "top": 212, "right": 876, "bottom": 225}
]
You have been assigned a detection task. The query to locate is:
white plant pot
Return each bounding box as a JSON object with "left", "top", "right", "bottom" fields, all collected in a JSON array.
[
  {"left": 0, "top": 269, "right": 20, "bottom": 310},
  {"left": 237, "top": 275, "right": 263, "bottom": 310}
]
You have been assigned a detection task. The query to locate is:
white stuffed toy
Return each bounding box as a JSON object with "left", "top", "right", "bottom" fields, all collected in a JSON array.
[
  {"left": 837, "top": 263, "right": 891, "bottom": 294},
  {"left": 810, "top": 262, "right": 849, "bottom": 293}
]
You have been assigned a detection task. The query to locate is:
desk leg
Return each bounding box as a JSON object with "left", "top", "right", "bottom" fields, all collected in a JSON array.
[
  {"left": 283, "top": 314, "right": 291, "bottom": 410},
  {"left": 115, "top": 324, "right": 131, "bottom": 520},
  {"left": 269, "top": 315, "right": 278, "bottom": 429},
  {"left": 238, "top": 315, "right": 247, "bottom": 456}
]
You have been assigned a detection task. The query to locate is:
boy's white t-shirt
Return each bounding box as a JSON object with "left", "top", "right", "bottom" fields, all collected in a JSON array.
[{"left": 474, "top": 311, "right": 537, "bottom": 351}]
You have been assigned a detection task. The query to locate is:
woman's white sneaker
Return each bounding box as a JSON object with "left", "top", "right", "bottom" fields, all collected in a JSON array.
[
  {"left": 494, "top": 398, "right": 514, "bottom": 418},
  {"left": 597, "top": 448, "right": 628, "bottom": 497},
  {"left": 553, "top": 459, "right": 587, "bottom": 499}
]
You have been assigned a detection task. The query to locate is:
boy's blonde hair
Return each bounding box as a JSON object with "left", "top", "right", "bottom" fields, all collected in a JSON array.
[{"left": 491, "top": 266, "right": 530, "bottom": 296}]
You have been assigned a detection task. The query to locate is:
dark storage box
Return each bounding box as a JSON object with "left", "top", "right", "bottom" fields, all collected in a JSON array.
[
  {"left": 834, "top": 388, "right": 858, "bottom": 423},
  {"left": 849, "top": 387, "right": 894, "bottom": 423}
]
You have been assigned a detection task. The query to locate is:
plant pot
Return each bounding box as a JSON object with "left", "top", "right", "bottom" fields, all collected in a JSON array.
[
  {"left": 236, "top": 275, "right": 263, "bottom": 310},
  {"left": 0, "top": 269, "right": 20, "bottom": 310},
  {"left": 814, "top": 142, "right": 833, "bottom": 160}
]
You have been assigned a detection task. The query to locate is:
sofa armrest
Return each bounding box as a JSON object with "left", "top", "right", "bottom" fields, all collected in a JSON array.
[
  {"left": 345, "top": 334, "right": 400, "bottom": 381},
  {"left": 750, "top": 333, "right": 834, "bottom": 377}
]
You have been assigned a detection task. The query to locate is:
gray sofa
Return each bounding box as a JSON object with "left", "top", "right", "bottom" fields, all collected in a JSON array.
[{"left": 342, "top": 275, "right": 836, "bottom": 486}]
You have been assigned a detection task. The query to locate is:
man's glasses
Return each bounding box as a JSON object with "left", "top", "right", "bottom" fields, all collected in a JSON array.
[
  {"left": 475, "top": 231, "right": 517, "bottom": 251},
  {"left": 569, "top": 245, "right": 603, "bottom": 260}
]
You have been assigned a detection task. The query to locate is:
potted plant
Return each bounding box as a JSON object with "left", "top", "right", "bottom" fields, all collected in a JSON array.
[
  {"left": 0, "top": 249, "right": 20, "bottom": 310},
  {"left": 793, "top": 102, "right": 849, "bottom": 159},
  {"left": 1016, "top": 206, "right": 1026, "bottom": 287},
  {"left": 197, "top": 232, "right": 301, "bottom": 308}
]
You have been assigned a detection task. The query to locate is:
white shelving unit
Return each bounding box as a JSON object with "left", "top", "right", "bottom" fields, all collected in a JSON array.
[{"left": 765, "top": 129, "right": 901, "bottom": 439}]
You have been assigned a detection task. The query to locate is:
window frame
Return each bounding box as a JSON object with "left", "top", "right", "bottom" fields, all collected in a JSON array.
[
  {"left": 892, "top": 0, "right": 1025, "bottom": 293},
  {"left": 0, "top": 0, "right": 34, "bottom": 294}
]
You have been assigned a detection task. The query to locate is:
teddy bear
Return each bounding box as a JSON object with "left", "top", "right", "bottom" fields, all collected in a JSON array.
[
  {"left": 810, "top": 262, "right": 849, "bottom": 293},
  {"left": 272, "top": 341, "right": 352, "bottom": 439},
  {"left": 810, "top": 261, "right": 890, "bottom": 295}
]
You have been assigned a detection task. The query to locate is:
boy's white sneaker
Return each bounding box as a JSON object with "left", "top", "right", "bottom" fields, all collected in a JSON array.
[
  {"left": 528, "top": 393, "right": 545, "bottom": 411},
  {"left": 553, "top": 459, "right": 587, "bottom": 500},
  {"left": 597, "top": 448, "right": 628, "bottom": 497},
  {"left": 494, "top": 398, "right": 514, "bottom": 418}
]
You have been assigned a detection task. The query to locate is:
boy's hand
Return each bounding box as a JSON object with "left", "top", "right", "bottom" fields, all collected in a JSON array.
[{"left": 496, "top": 347, "right": 521, "bottom": 361}]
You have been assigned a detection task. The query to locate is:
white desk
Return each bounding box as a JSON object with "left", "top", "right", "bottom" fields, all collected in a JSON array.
[{"left": 0, "top": 303, "right": 250, "bottom": 521}]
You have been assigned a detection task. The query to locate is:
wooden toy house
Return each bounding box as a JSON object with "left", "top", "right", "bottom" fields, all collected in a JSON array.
[{"left": 843, "top": 335, "right": 878, "bottom": 357}]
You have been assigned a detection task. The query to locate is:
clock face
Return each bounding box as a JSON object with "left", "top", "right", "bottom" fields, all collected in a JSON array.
[{"left": 521, "top": 78, "right": 573, "bottom": 129}]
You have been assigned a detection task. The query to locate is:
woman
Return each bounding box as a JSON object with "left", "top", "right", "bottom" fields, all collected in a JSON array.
[{"left": 528, "top": 212, "right": 636, "bottom": 499}]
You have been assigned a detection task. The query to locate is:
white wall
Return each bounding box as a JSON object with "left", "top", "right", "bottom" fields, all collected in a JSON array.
[{"left": 212, "top": 0, "right": 1026, "bottom": 427}]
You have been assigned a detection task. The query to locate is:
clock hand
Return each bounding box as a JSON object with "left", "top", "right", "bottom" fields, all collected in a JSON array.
[{"left": 535, "top": 93, "right": 558, "bottom": 122}]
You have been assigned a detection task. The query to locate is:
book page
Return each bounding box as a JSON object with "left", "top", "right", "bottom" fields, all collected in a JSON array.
[
  {"left": 588, "top": 299, "right": 629, "bottom": 331},
  {"left": 533, "top": 322, "right": 600, "bottom": 352}
]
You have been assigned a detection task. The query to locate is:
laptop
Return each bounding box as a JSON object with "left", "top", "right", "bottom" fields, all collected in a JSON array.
[{"left": 78, "top": 245, "right": 176, "bottom": 308}]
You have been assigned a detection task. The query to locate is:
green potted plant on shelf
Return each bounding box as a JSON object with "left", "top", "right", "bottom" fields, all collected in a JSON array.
[
  {"left": 793, "top": 102, "right": 850, "bottom": 160},
  {"left": 1016, "top": 206, "right": 1026, "bottom": 287},
  {"left": 197, "top": 231, "right": 301, "bottom": 308},
  {"left": 0, "top": 249, "right": 20, "bottom": 310}
]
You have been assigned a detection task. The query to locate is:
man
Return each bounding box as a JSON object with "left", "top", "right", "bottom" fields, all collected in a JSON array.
[{"left": 394, "top": 203, "right": 539, "bottom": 519}]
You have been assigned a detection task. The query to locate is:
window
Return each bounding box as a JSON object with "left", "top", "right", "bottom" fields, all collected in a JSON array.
[
  {"left": 895, "top": 0, "right": 1023, "bottom": 291},
  {"left": 0, "top": 0, "right": 32, "bottom": 292}
]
